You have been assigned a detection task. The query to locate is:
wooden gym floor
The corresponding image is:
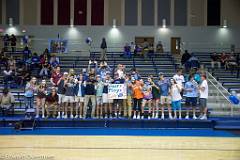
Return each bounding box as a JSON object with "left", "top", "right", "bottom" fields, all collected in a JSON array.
[{"left": 0, "top": 135, "right": 240, "bottom": 160}]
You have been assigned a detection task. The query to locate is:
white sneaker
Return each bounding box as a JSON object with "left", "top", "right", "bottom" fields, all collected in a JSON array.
[
  {"left": 155, "top": 114, "right": 158, "bottom": 119},
  {"left": 64, "top": 115, "right": 68, "bottom": 119},
  {"left": 148, "top": 116, "right": 151, "bottom": 120},
  {"left": 35, "top": 115, "right": 39, "bottom": 118},
  {"left": 109, "top": 115, "right": 113, "bottom": 119},
  {"left": 179, "top": 116, "right": 182, "bottom": 119},
  {"left": 200, "top": 115, "right": 207, "bottom": 120},
  {"left": 185, "top": 115, "right": 189, "bottom": 120},
  {"left": 169, "top": 115, "right": 173, "bottom": 120},
  {"left": 173, "top": 115, "right": 177, "bottom": 119},
  {"left": 57, "top": 115, "right": 61, "bottom": 119},
  {"left": 151, "top": 114, "right": 155, "bottom": 119},
  {"left": 193, "top": 115, "right": 197, "bottom": 120},
  {"left": 74, "top": 115, "right": 79, "bottom": 119},
  {"left": 133, "top": 115, "right": 137, "bottom": 119},
  {"left": 137, "top": 115, "right": 140, "bottom": 119},
  {"left": 42, "top": 115, "right": 45, "bottom": 119},
  {"left": 141, "top": 116, "right": 144, "bottom": 119},
  {"left": 79, "top": 115, "right": 83, "bottom": 119},
  {"left": 161, "top": 115, "right": 164, "bottom": 120}
]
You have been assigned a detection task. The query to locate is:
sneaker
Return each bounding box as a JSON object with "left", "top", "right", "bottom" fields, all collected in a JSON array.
[
  {"left": 137, "top": 115, "right": 140, "bottom": 119},
  {"left": 74, "top": 115, "right": 79, "bottom": 119},
  {"left": 193, "top": 115, "right": 197, "bottom": 120},
  {"left": 169, "top": 115, "right": 173, "bottom": 120},
  {"left": 148, "top": 116, "right": 151, "bottom": 120},
  {"left": 100, "top": 115, "right": 103, "bottom": 119},
  {"left": 155, "top": 114, "right": 159, "bottom": 119},
  {"left": 141, "top": 116, "right": 144, "bottom": 119},
  {"left": 161, "top": 115, "right": 164, "bottom": 120},
  {"left": 200, "top": 115, "right": 207, "bottom": 120},
  {"left": 42, "top": 115, "right": 45, "bottom": 119},
  {"left": 133, "top": 115, "right": 137, "bottom": 119},
  {"left": 109, "top": 115, "right": 113, "bottom": 119},
  {"left": 151, "top": 114, "right": 155, "bottom": 119},
  {"left": 64, "top": 115, "right": 68, "bottom": 119},
  {"left": 79, "top": 115, "right": 83, "bottom": 119},
  {"left": 185, "top": 115, "right": 189, "bottom": 120},
  {"left": 198, "top": 115, "right": 203, "bottom": 119},
  {"left": 57, "top": 115, "right": 61, "bottom": 119},
  {"left": 173, "top": 115, "right": 177, "bottom": 119},
  {"left": 35, "top": 115, "right": 39, "bottom": 119},
  {"left": 178, "top": 116, "right": 182, "bottom": 120}
]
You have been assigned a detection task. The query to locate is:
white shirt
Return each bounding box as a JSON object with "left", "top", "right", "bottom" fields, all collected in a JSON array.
[
  {"left": 199, "top": 80, "right": 208, "bottom": 99},
  {"left": 173, "top": 74, "right": 185, "bottom": 86},
  {"left": 171, "top": 84, "right": 182, "bottom": 101}
]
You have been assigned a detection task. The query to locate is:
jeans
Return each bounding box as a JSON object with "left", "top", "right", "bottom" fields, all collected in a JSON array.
[{"left": 83, "top": 95, "right": 96, "bottom": 118}]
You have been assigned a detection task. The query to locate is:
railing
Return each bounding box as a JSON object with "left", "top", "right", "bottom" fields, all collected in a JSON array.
[{"left": 206, "top": 71, "right": 237, "bottom": 116}]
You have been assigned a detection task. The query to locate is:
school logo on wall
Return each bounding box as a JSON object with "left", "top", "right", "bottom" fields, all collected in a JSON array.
[{"left": 108, "top": 84, "right": 127, "bottom": 99}]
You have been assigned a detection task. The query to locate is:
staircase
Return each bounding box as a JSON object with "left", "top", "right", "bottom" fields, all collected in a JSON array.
[{"left": 206, "top": 71, "right": 240, "bottom": 117}]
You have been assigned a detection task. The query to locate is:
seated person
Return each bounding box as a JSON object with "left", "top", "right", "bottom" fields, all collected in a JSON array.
[
  {"left": 49, "top": 54, "right": 60, "bottom": 68},
  {"left": 148, "top": 43, "right": 154, "bottom": 57},
  {"left": 122, "top": 43, "right": 131, "bottom": 58},
  {"left": 45, "top": 87, "right": 59, "bottom": 118},
  {"left": 156, "top": 41, "right": 164, "bottom": 53},
  {"left": 23, "top": 46, "right": 32, "bottom": 61},
  {"left": 220, "top": 52, "right": 229, "bottom": 67},
  {"left": 30, "top": 52, "right": 40, "bottom": 69},
  {"left": 210, "top": 52, "right": 220, "bottom": 68},
  {"left": 0, "top": 88, "right": 15, "bottom": 115},
  {"left": 3, "top": 67, "right": 14, "bottom": 88},
  {"left": 225, "top": 52, "right": 237, "bottom": 70}
]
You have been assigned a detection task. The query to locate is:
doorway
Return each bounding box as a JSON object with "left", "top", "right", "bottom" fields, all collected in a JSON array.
[{"left": 171, "top": 37, "right": 181, "bottom": 54}]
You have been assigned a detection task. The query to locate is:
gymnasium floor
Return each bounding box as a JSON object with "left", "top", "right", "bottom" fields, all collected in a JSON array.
[{"left": 1, "top": 129, "right": 240, "bottom": 160}]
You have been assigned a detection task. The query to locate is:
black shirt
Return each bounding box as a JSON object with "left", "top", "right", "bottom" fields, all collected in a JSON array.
[{"left": 85, "top": 79, "right": 97, "bottom": 95}]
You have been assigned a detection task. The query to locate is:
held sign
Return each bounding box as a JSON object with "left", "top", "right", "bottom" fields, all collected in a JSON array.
[{"left": 108, "top": 84, "right": 127, "bottom": 99}]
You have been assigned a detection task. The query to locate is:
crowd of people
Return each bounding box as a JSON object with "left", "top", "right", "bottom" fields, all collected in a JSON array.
[{"left": 17, "top": 63, "right": 208, "bottom": 120}]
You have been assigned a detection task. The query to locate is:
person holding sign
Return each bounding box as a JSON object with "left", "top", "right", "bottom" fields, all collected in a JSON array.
[{"left": 112, "top": 73, "right": 125, "bottom": 118}]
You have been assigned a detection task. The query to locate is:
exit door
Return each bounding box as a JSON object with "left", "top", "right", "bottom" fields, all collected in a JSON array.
[{"left": 171, "top": 37, "right": 181, "bottom": 54}]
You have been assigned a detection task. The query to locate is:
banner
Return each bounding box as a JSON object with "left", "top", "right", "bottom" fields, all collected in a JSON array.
[{"left": 108, "top": 84, "right": 127, "bottom": 99}]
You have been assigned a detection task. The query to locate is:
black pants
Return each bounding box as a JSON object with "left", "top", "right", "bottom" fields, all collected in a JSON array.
[{"left": 133, "top": 98, "right": 142, "bottom": 111}]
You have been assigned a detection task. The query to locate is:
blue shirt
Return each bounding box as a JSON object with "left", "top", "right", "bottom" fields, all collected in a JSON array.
[
  {"left": 184, "top": 81, "right": 198, "bottom": 97},
  {"left": 157, "top": 79, "right": 170, "bottom": 96}
]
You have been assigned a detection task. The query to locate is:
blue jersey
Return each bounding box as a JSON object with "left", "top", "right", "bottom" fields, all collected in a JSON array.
[
  {"left": 157, "top": 79, "right": 170, "bottom": 96},
  {"left": 184, "top": 81, "right": 198, "bottom": 97}
]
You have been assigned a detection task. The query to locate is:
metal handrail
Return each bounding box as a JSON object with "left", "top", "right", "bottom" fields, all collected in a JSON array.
[{"left": 206, "top": 71, "right": 234, "bottom": 116}]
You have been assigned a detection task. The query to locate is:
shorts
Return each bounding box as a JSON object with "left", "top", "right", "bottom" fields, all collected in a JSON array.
[
  {"left": 172, "top": 100, "right": 181, "bottom": 110},
  {"left": 102, "top": 93, "right": 113, "bottom": 103},
  {"left": 199, "top": 98, "right": 207, "bottom": 109},
  {"left": 75, "top": 96, "right": 85, "bottom": 103},
  {"left": 160, "top": 96, "right": 171, "bottom": 105},
  {"left": 185, "top": 97, "right": 197, "bottom": 107},
  {"left": 63, "top": 96, "right": 75, "bottom": 103},
  {"left": 57, "top": 94, "right": 65, "bottom": 104},
  {"left": 96, "top": 96, "right": 103, "bottom": 105}
]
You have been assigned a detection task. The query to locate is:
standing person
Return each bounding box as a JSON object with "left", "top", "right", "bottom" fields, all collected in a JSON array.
[
  {"left": 50, "top": 66, "right": 63, "bottom": 87},
  {"left": 35, "top": 80, "right": 47, "bottom": 118},
  {"left": 123, "top": 74, "right": 133, "bottom": 119},
  {"left": 158, "top": 73, "right": 172, "bottom": 119},
  {"left": 149, "top": 76, "right": 160, "bottom": 119},
  {"left": 173, "top": 68, "right": 185, "bottom": 87},
  {"left": 199, "top": 74, "right": 208, "bottom": 120},
  {"left": 95, "top": 75, "right": 104, "bottom": 119},
  {"left": 39, "top": 53, "right": 50, "bottom": 78},
  {"left": 24, "top": 77, "right": 38, "bottom": 109},
  {"left": 100, "top": 38, "right": 107, "bottom": 61},
  {"left": 102, "top": 74, "right": 113, "bottom": 118},
  {"left": 83, "top": 74, "right": 97, "bottom": 119},
  {"left": 132, "top": 79, "right": 144, "bottom": 119},
  {"left": 141, "top": 78, "right": 153, "bottom": 119},
  {"left": 56, "top": 72, "right": 68, "bottom": 119},
  {"left": 45, "top": 87, "right": 59, "bottom": 118},
  {"left": 10, "top": 34, "right": 17, "bottom": 52},
  {"left": 3, "top": 67, "right": 14, "bottom": 88},
  {"left": 74, "top": 73, "right": 85, "bottom": 119},
  {"left": 3, "top": 34, "right": 10, "bottom": 51},
  {"left": 184, "top": 75, "right": 198, "bottom": 120},
  {"left": 170, "top": 78, "right": 182, "bottom": 119},
  {"left": 112, "top": 73, "right": 125, "bottom": 118},
  {"left": 63, "top": 75, "right": 75, "bottom": 119}
]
